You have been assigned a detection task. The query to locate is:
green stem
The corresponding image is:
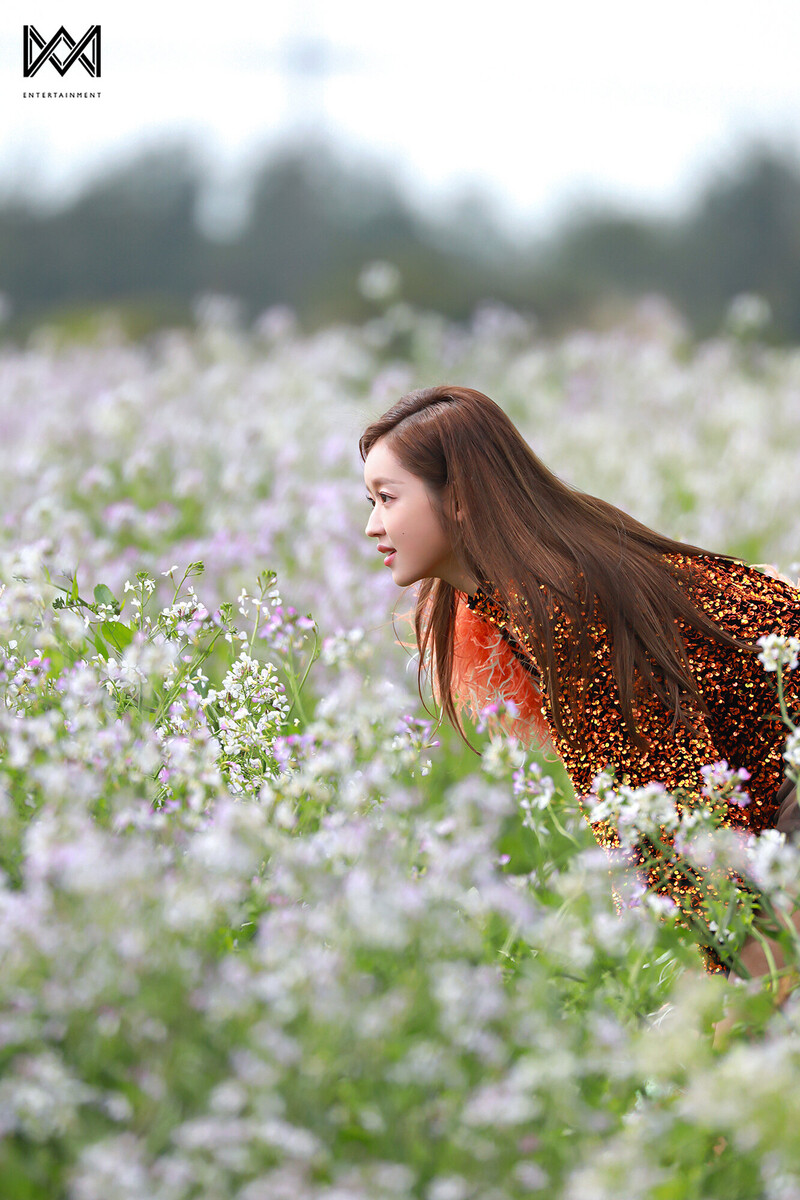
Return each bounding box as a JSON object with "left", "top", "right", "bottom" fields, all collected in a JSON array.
[
  {"left": 497, "top": 919, "right": 521, "bottom": 961},
  {"left": 776, "top": 663, "right": 793, "bottom": 731},
  {"left": 248, "top": 582, "right": 267, "bottom": 656},
  {"left": 283, "top": 629, "right": 320, "bottom": 725},
  {"left": 152, "top": 630, "right": 223, "bottom": 727},
  {"left": 547, "top": 805, "right": 581, "bottom": 846},
  {"left": 749, "top": 923, "right": 781, "bottom": 993}
]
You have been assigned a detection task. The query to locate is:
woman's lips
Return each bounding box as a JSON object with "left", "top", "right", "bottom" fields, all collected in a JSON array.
[{"left": 384, "top": 551, "right": 396, "bottom": 566}]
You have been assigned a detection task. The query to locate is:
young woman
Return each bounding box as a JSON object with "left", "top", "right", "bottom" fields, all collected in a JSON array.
[{"left": 361, "top": 384, "right": 800, "bottom": 991}]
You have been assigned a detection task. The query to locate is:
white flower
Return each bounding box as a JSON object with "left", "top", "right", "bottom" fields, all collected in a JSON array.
[
  {"left": 725, "top": 292, "right": 771, "bottom": 337},
  {"left": 481, "top": 734, "right": 526, "bottom": 779},
  {"left": 783, "top": 730, "right": 800, "bottom": 772},
  {"left": 321, "top": 628, "right": 372, "bottom": 667},
  {"left": 585, "top": 778, "right": 678, "bottom": 849},
  {"left": 746, "top": 827, "right": 800, "bottom": 899},
  {"left": 645, "top": 892, "right": 678, "bottom": 918},
  {"left": 516, "top": 760, "right": 556, "bottom": 826},
  {"left": 700, "top": 759, "right": 752, "bottom": 808},
  {"left": 357, "top": 260, "right": 401, "bottom": 302},
  {"left": 757, "top": 634, "right": 800, "bottom": 673}
]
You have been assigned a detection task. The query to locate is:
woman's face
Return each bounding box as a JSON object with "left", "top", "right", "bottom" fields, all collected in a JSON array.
[{"left": 363, "top": 440, "right": 478, "bottom": 593}]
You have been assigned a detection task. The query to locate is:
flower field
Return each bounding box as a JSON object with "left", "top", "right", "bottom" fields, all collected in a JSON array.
[{"left": 0, "top": 283, "right": 800, "bottom": 1198}]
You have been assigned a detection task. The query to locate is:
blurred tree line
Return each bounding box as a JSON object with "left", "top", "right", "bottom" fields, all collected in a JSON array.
[{"left": 1, "top": 133, "right": 799, "bottom": 342}]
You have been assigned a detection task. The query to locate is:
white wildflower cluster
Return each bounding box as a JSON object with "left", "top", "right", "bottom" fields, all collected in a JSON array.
[
  {"left": 383, "top": 714, "right": 438, "bottom": 777},
  {"left": 92, "top": 601, "right": 119, "bottom": 623},
  {"left": 0, "top": 298, "right": 798, "bottom": 1193},
  {"left": 783, "top": 729, "right": 800, "bottom": 773},
  {"left": 260, "top": 677, "right": 414, "bottom": 818},
  {"left": 643, "top": 891, "right": 678, "bottom": 919},
  {"left": 0, "top": 1050, "right": 98, "bottom": 1142},
  {"left": 0, "top": 652, "right": 103, "bottom": 763},
  {"left": 725, "top": 292, "right": 772, "bottom": 338},
  {"left": 671, "top": 802, "right": 723, "bottom": 860},
  {"left": 676, "top": 822, "right": 755, "bottom": 882},
  {"left": 585, "top": 770, "right": 679, "bottom": 851},
  {"left": 744, "top": 828, "right": 800, "bottom": 906},
  {"left": 0, "top": 653, "right": 162, "bottom": 812},
  {"left": 357, "top": 260, "right": 402, "bottom": 303},
  {"left": 123, "top": 575, "right": 156, "bottom": 608},
  {"left": 238, "top": 582, "right": 317, "bottom": 658},
  {"left": 1, "top": 649, "right": 57, "bottom": 712},
  {"left": 700, "top": 759, "right": 752, "bottom": 809},
  {"left": 100, "top": 632, "right": 180, "bottom": 696},
  {"left": 757, "top": 633, "right": 800, "bottom": 673},
  {"left": 586, "top": 766, "right": 758, "bottom": 882},
  {"left": 52, "top": 605, "right": 88, "bottom": 645},
  {"left": 253, "top": 301, "right": 297, "bottom": 342},
  {"left": 192, "top": 291, "right": 244, "bottom": 330},
  {"left": 513, "top": 759, "right": 556, "bottom": 833},
  {"left": 321, "top": 627, "right": 372, "bottom": 667},
  {"left": 0, "top": 703, "right": 62, "bottom": 773},
  {"left": 204, "top": 652, "right": 291, "bottom": 795},
  {"left": 258, "top": 725, "right": 338, "bottom": 812},
  {"left": 481, "top": 733, "right": 526, "bottom": 780},
  {"left": 475, "top": 697, "right": 520, "bottom": 736},
  {"left": 155, "top": 685, "right": 224, "bottom": 813},
  {"left": 158, "top": 585, "right": 211, "bottom": 638},
  {"left": 0, "top": 542, "right": 54, "bottom": 590},
  {"left": 57, "top": 660, "right": 116, "bottom": 734},
  {"left": 705, "top": 918, "right": 738, "bottom": 946}
]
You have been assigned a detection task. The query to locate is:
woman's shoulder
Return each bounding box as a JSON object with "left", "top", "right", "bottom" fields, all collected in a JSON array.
[
  {"left": 463, "top": 583, "right": 546, "bottom": 677},
  {"left": 465, "top": 582, "right": 499, "bottom": 614}
]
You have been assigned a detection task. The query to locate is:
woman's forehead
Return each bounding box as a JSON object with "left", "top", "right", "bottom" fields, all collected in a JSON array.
[
  {"left": 366, "top": 475, "right": 403, "bottom": 487},
  {"left": 364, "top": 441, "right": 405, "bottom": 485}
]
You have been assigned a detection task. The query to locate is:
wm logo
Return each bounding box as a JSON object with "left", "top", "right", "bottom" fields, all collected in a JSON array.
[{"left": 23, "top": 25, "right": 101, "bottom": 78}]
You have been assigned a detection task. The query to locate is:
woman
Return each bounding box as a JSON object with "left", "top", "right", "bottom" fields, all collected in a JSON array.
[{"left": 361, "top": 384, "right": 800, "bottom": 994}]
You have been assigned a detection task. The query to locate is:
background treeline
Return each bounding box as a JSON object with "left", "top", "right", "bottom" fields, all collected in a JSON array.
[{"left": 1, "top": 134, "right": 799, "bottom": 342}]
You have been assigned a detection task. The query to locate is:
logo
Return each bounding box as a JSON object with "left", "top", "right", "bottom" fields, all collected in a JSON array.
[{"left": 23, "top": 25, "right": 101, "bottom": 78}]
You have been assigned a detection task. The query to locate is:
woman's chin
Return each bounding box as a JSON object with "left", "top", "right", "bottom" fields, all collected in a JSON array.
[
  {"left": 391, "top": 567, "right": 409, "bottom": 587},
  {"left": 393, "top": 568, "right": 426, "bottom": 589}
]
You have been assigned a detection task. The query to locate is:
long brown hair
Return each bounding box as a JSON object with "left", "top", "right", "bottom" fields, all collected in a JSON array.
[{"left": 359, "top": 384, "right": 762, "bottom": 756}]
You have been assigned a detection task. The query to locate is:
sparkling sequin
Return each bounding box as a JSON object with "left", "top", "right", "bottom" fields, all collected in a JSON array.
[{"left": 466, "top": 552, "right": 800, "bottom": 971}]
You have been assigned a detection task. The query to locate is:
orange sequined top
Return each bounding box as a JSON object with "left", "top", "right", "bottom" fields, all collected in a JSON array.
[{"left": 462, "top": 551, "right": 800, "bottom": 970}]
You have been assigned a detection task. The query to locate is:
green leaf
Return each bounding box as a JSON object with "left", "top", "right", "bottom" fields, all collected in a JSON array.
[
  {"left": 44, "top": 648, "right": 68, "bottom": 678},
  {"left": 101, "top": 621, "right": 134, "bottom": 652},
  {"left": 94, "top": 584, "right": 118, "bottom": 609},
  {"left": 70, "top": 574, "right": 79, "bottom": 603},
  {"left": 93, "top": 631, "right": 109, "bottom": 660}
]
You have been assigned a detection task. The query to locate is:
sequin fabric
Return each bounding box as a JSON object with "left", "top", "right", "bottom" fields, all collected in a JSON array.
[{"left": 466, "top": 552, "right": 800, "bottom": 971}]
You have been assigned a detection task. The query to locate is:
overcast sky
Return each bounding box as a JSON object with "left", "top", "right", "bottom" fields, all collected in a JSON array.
[{"left": 3, "top": 0, "right": 800, "bottom": 234}]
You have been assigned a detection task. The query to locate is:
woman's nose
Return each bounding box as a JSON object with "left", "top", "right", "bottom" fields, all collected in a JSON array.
[{"left": 365, "top": 507, "right": 383, "bottom": 537}]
